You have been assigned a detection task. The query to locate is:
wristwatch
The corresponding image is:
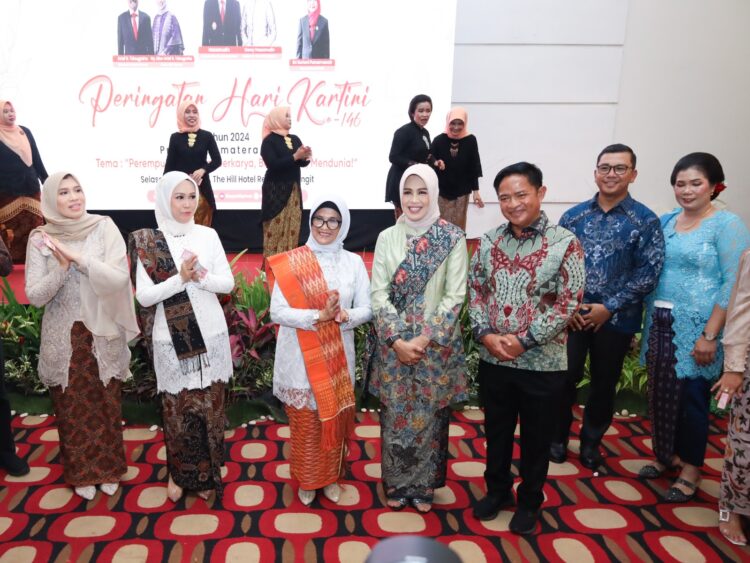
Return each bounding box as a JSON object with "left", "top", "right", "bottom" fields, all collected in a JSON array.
[
  {"left": 701, "top": 330, "right": 717, "bottom": 341},
  {"left": 313, "top": 311, "right": 320, "bottom": 323}
]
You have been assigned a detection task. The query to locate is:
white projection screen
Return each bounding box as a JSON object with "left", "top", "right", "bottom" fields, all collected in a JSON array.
[{"left": 1, "top": 0, "right": 457, "bottom": 212}]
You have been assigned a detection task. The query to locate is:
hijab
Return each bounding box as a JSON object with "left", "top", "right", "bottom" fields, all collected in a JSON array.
[
  {"left": 155, "top": 171, "right": 200, "bottom": 236},
  {"left": 445, "top": 106, "right": 469, "bottom": 140},
  {"left": 176, "top": 100, "right": 201, "bottom": 133},
  {"left": 36, "top": 172, "right": 106, "bottom": 241},
  {"left": 308, "top": 0, "right": 321, "bottom": 38},
  {"left": 398, "top": 163, "right": 440, "bottom": 231},
  {"left": 262, "top": 106, "right": 290, "bottom": 139},
  {"left": 0, "top": 100, "right": 33, "bottom": 167},
  {"left": 306, "top": 193, "right": 350, "bottom": 253},
  {"left": 29, "top": 171, "right": 139, "bottom": 342}
]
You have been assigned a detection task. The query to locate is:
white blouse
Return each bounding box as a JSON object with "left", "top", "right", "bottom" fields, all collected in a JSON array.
[
  {"left": 135, "top": 225, "right": 234, "bottom": 394},
  {"left": 271, "top": 248, "right": 372, "bottom": 409}
]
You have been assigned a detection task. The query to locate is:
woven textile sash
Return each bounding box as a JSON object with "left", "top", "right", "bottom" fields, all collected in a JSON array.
[
  {"left": 127, "top": 229, "right": 208, "bottom": 374},
  {"left": 390, "top": 218, "right": 463, "bottom": 315},
  {"left": 268, "top": 246, "right": 354, "bottom": 450}
]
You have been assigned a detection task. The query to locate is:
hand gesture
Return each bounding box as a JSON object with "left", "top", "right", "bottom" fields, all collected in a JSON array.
[
  {"left": 317, "top": 291, "right": 340, "bottom": 322},
  {"left": 580, "top": 303, "right": 612, "bottom": 332},
  {"left": 393, "top": 338, "right": 426, "bottom": 366},
  {"left": 180, "top": 255, "right": 200, "bottom": 283},
  {"left": 191, "top": 169, "right": 206, "bottom": 186},
  {"left": 691, "top": 335, "right": 717, "bottom": 366},
  {"left": 50, "top": 238, "right": 81, "bottom": 269},
  {"left": 710, "top": 371, "right": 743, "bottom": 403}
]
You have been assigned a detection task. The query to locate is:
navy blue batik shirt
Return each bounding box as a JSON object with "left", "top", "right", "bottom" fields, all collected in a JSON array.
[{"left": 559, "top": 193, "right": 665, "bottom": 334}]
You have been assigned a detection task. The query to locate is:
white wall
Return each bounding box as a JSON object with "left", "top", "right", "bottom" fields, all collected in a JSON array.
[
  {"left": 614, "top": 0, "right": 750, "bottom": 226},
  {"left": 457, "top": 0, "right": 749, "bottom": 237}
]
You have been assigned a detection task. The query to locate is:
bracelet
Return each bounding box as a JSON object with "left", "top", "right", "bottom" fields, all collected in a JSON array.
[{"left": 701, "top": 330, "right": 718, "bottom": 341}]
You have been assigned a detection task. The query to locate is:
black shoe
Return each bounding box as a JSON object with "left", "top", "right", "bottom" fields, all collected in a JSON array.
[
  {"left": 472, "top": 492, "right": 515, "bottom": 521},
  {"left": 0, "top": 451, "right": 30, "bottom": 477},
  {"left": 579, "top": 448, "right": 603, "bottom": 470},
  {"left": 509, "top": 507, "right": 539, "bottom": 535},
  {"left": 549, "top": 442, "right": 567, "bottom": 464}
]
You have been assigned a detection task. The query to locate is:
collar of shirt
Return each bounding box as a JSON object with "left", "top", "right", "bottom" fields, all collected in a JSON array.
[
  {"left": 502, "top": 211, "right": 549, "bottom": 239},
  {"left": 590, "top": 192, "right": 634, "bottom": 214}
]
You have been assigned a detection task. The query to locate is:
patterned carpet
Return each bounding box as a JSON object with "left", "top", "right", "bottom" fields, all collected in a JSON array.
[{"left": 0, "top": 407, "right": 748, "bottom": 562}]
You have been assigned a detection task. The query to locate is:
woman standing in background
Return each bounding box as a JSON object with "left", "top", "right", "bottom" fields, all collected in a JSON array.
[
  {"left": 260, "top": 106, "right": 311, "bottom": 261},
  {"left": 430, "top": 107, "right": 484, "bottom": 231},
  {"left": 164, "top": 100, "right": 222, "bottom": 226},
  {"left": 384, "top": 94, "right": 438, "bottom": 218},
  {"left": 0, "top": 99, "right": 48, "bottom": 262}
]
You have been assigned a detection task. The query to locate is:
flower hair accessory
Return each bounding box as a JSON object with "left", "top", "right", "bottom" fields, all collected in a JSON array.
[{"left": 713, "top": 182, "right": 727, "bottom": 196}]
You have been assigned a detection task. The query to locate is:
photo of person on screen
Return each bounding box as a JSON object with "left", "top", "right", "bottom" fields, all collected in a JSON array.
[
  {"left": 153, "top": 0, "right": 185, "bottom": 55},
  {"left": 241, "top": 0, "right": 277, "bottom": 46},
  {"left": 117, "top": 0, "right": 155, "bottom": 55},
  {"left": 296, "top": 0, "right": 329, "bottom": 59},
  {"left": 203, "top": 0, "right": 242, "bottom": 46}
]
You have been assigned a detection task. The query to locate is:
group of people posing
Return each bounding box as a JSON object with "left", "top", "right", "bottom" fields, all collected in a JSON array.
[{"left": 0, "top": 91, "right": 749, "bottom": 545}]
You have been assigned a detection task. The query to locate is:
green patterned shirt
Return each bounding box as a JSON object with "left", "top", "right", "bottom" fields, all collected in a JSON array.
[{"left": 468, "top": 212, "right": 585, "bottom": 372}]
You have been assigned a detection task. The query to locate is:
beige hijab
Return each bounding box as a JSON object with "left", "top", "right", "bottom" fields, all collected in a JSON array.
[
  {"left": 262, "top": 106, "right": 290, "bottom": 139},
  {"left": 0, "top": 100, "right": 33, "bottom": 166},
  {"left": 29, "top": 172, "right": 139, "bottom": 342},
  {"left": 398, "top": 163, "right": 441, "bottom": 231}
]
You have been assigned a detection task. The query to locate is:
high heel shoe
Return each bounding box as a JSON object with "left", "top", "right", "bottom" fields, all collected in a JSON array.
[
  {"left": 298, "top": 488, "right": 316, "bottom": 506},
  {"left": 74, "top": 486, "right": 96, "bottom": 500},
  {"left": 167, "top": 477, "right": 183, "bottom": 503},
  {"left": 99, "top": 483, "right": 119, "bottom": 496},
  {"left": 323, "top": 483, "right": 341, "bottom": 503}
]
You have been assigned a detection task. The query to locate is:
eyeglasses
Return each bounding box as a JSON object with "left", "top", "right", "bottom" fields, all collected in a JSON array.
[
  {"left": 311, "top": 216, "right": 342, "bottom": 229},
  {"left": 596, "top": 164, "right": 632, "bottom": 176}
]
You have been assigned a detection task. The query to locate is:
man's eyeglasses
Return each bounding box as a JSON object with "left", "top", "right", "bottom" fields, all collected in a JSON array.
[
  {"left": 311, "top": 216, "right": 342, "bottom": 229},
  {"left": 596, "top": 164, "right": 632, "bottom": 176}
]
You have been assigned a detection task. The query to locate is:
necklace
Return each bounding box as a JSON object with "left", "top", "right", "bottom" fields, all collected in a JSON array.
[
  {"left": 676, "top": 204, "right": 714, "bottom": 232},
  {"left": 449, "top": 141, "right": 459, "bottom": 158},
  {"left": 187, "top": 133, "right": 197, "bottom": 148}
]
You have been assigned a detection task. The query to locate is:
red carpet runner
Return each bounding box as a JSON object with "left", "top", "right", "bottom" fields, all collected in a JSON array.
[{"left": 0, "top": 408, "right": 747, "bottom": 562}]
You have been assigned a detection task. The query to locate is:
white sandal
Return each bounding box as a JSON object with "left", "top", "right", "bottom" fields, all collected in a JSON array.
[
  {"left": 323, "top": 483, "right": 341, "bottom": 503},
  {"left": 719, "top": 509, "right": 748, "bottom": 547}
]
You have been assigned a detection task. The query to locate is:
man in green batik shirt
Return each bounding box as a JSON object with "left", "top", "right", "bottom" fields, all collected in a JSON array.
[{"left": 468, "top": 162, "right": 585, "bottom": 535}]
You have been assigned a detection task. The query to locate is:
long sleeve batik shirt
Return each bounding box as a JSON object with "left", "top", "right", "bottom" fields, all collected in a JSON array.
[
  {"left": 559, "top": 193, "right": 664, "bottom": 334},
  {"left": 468, "top": 212, "right": 585, "bottom": 372}
]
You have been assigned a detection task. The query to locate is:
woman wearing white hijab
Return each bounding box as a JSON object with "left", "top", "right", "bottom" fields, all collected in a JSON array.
[
  {"left": 268, "top": 194, "right": 371, "bottom": 506},
  {"left": 368, "top": 164, "right": 468, "bottom": 513},
  {"left": 25, "top": 171, "right": 138, "bottom": 500},
  {"left": 128, "top": 171, "right": 234, "bottom": 502}
]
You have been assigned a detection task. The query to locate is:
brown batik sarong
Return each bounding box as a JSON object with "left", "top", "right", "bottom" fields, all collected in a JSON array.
[
  {"left": 438, "top": 194, "right": 469, "bottom": 231},
  {"left": 161, "top": 381, "right": 226, "bottom": 498},
  {"left": 49, "top": 322, "right": 127, "bottom": 487},
  {"left": 262, "top": 184, "right": 302, "bottom": 259},
  {"left": 0, "top": 193, "right": 43, "bottom": 263},
  {"left": 285, "top": 405, "right": 346, "bottom": 490},
  {"left": 194, "top": 197, "right": 214, "bottom": 227},
  {"left": 645, "top": 307, "right": 683, "bottom": 467}
]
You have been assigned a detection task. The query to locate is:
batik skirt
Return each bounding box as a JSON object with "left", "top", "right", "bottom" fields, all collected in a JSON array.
[
  {"left": 161, "top": 381, "right": 226, "bottom": 498},
  {"left": 262, "top": 184, "right": 302, "bottom": 259},
  {"left": 438, "top": 194, "right": 469, "bottom": 231},
  {"left": 0, "top": 192, "right": 43, "bottom": 263},
  {"left": 720, "top": 371, "right": 750, "bottom": 516},
  {"left": 380, "top": 405, "right": 450, "bottom": 501},
  {"left": 49, "top": 322, "right": 127, "bottom": 487}
]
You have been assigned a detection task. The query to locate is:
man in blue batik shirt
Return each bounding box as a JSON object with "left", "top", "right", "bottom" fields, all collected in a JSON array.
[{"left": 550, "top": 144, "right": 665, "bottom": 469}]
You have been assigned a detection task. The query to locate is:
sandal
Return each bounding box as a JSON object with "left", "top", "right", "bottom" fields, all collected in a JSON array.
[
  {"left": 386, "top": 497, "right": 409, "bottom": 511},
  {"left": 638, "top": 464, "right": 665, "bottom": 479},
  {"left": 411, "top": 498, "right": 432, "bottom": 513},
  {"left": 719, "top": 509, "right": 748, "bottom": 547},
  {"left": 664, "top": 477, "right": 699, "bottom": 503}
]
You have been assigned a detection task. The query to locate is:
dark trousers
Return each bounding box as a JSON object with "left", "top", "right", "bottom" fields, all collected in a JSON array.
[
  {"left": 675, "top": 377, "right": 711, "bottom": 467},
  {"left": 553, "top": 328, "right": 632, "bottom": 450},
  {"left": 0, "top": 341, "right": 16, "bottom": 453},
  {"left": 479, "top": 360, "right": 565, "bottom": 511}
]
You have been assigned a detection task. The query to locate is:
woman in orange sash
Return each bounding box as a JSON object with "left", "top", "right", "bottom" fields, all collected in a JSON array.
[{"left": 269, "top": 194, "right": 371, "bottom": 506}]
